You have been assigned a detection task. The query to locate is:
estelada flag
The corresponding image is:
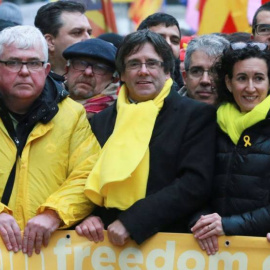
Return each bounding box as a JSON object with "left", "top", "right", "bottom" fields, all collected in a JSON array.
[
  {"left": 198, "top": 0, "right": 251, "bottom": 34},
  {"left": 129, "top": 0, "right": 164, "bottom": 28},
  {"left": 187, "top": 0, "right": 270, "bottom": 33}
]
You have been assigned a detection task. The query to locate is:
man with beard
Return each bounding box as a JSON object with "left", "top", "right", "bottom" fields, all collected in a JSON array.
[{"left": 63, "top": 38, "right": 119, "bottom": 119}]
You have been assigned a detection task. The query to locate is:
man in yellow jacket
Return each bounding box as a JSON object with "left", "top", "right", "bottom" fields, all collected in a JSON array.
[{"left": 0, "top": 25, "right": 95, "bottom": 256}]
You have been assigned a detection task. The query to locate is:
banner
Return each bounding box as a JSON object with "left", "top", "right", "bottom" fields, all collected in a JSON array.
[{"left": 2, "top": 230, "right": 270, "bottom": 269}]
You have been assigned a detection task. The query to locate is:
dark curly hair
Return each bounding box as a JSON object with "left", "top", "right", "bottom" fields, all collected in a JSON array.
[
  {"left": 215, "top": 44, "right": 270, "bottom": 105},
  {"left": 137, "top": 12, "right": 181, "bottom": 37}
]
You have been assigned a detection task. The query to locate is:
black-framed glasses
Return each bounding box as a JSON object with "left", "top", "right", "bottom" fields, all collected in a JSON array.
[
  {"left": 0, "top": 60, "right": 45, "bottom": 72},
  {"left": 69, "top": 59, "right": 114, "bottom": 75},
  {"left": 125, "top": 60, "right": 164, "bottom": 71},
  {"left": 230, "top": 42, "right": 268, "bottom": 51},
  {"left": 186, "top": 66, "right": 216, "bottom": 78},
  {"left": 255, "top": 24, "right": 270, "bottom": 36}
]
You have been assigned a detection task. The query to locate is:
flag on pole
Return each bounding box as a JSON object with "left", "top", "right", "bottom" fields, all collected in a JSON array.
[
  {"left": 129, "top": 0, "right": 165, "bottom": 28},
  {"left": 70, "top": 0, "right": 117, "bottom": 37}
]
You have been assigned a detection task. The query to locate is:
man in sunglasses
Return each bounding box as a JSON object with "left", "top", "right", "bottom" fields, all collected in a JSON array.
[
  {"left": 181, "top": 34, "right": 229, "bottom": 106},
  {"left": 252, "top": 2, "right": 270, "bottom": 47},
  {"left": 63, "top": 38, "right": 119, "bottom": 119}
]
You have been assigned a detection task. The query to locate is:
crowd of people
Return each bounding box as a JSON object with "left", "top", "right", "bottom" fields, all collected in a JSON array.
[{"left": 0, "top": 0, "right": 270, "bottom": 258}]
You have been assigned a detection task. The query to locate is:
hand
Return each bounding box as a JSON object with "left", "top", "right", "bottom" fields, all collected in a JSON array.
[
  {"left": 267, "top": 233, "right": 270, "bottom": 242},
  {"left": 197, "top": 235, "right": 219, "bottom": 255},
  {"left": 0, "top": 213, "right": 21, "bottom": 252},
  {"left": 76, "top": 216, "right": 104, "bottom": 243},
  {"left": 22, "top": 209, "right": 61, "bottom": 257},
  {"left": 191, "top": 213, "right": 224, "bottom": 240},
  {"left": 107, "top": 220, "right": 130, "bottom": 246}
]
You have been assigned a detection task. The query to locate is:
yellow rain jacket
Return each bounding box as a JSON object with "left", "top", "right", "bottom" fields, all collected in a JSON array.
[{"left": 0, "top": 96, "right": 98, "bottom": 230}]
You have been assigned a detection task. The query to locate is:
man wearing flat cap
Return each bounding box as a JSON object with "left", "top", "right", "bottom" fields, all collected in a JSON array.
[{"left": 63, "top": 38, "right": 119, "bottom": 119}]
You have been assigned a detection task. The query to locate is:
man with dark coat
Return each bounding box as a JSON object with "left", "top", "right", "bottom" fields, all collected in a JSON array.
[{"left": 75, "top": 30, "right": 216, "bottom": 246}]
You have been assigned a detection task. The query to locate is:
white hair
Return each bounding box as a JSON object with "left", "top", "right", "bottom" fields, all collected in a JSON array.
[
  {"left": 184, "top": 34, "right": 230, "bottom": 71},
  {"left": 0, "top": 25, "right": 48, "bottom": 61}
]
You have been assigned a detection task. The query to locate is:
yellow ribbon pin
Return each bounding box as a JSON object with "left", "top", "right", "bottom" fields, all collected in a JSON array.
[{"left": 243, "top": 135, "right": 251, "bottom": 147}]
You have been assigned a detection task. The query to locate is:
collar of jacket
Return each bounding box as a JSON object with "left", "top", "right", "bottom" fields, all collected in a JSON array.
[
  {"left": 174, "top": 58, "right": 184, "bottom": 89},
  {"left": 107, "top": 83, "right": 180, "bottom": 118},
  {"left": 49, "top": 70, "right": 65, "bottom": 83},
  {"left": 178, "top": 85, "right": 188, "bottom": 96},
  {"left": 0, "top": 75, "right": 69, "bottom": 127}
]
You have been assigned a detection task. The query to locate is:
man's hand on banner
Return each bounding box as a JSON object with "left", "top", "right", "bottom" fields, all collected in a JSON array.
[
  {"left": 107, "top": 219, "right": 130, "bottom": 246},
  {"left": 22, "top": 209, "right": 61, "bottom": 257},
  {"left": 0, "top": 212, "right": 21, "bottom": 253},
  {"left": 75, "top": 215, "right": 104, "bottom": 243}
]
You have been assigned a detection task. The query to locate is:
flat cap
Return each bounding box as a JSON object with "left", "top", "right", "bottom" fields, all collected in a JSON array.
[{"left": 63, "top": 38, "right": 117, "bottom": 67}]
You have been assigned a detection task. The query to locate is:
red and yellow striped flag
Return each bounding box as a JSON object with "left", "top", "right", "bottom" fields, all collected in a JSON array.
[
  {"left": 129, "top": 0, "right": 164, "bottom": 28},
  {"left": 85, "top": 0, "right": 117, "bottom": 37}
]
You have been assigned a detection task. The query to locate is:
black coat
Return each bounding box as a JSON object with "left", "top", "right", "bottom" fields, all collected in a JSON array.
[
  {"left": 212, "top": 113, "right": 270, "bottom": 236},
  {"left": 90, "top": 88, "right": 216, "bottom": 244}
]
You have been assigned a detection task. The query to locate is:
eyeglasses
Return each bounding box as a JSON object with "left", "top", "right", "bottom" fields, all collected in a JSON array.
[
  {"left": 255, "top": 24, "right": 270, "bottom": 36},
  {"left": 186, "top": 67, "right": 216, "bottom": 78},
  {"left": 230, "top": 42, "right": 268, "bottom": 51},
  {"left": 0, "top": 60, "right": 45, "bottom": 72},
  {"left": 69, "top": 59, "right": 114, "bottom": 75},
  {"left": 125, "top": 60, "right": 164, "bottom": 71}
]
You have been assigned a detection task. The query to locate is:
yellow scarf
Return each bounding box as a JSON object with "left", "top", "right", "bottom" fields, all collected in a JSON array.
[
  {"left": 84, "top": 78, "right": 173, "bottom": 210},
  {"left": 217, "top": 95, "right": 270, "bottom": 145}
]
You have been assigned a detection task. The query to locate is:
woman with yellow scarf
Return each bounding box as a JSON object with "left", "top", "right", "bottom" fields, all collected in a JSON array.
[{"left": 191, "top": 42, "right": 270, "bottom": 255}]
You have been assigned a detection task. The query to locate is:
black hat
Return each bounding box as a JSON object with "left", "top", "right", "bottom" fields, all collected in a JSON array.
[
  {"left": 63, "top": 38, "right": 117, "bottom": 67},
  {"left": 98, "top": 33, "right": 124, "bottom": 49},
  {"left": 0, "top": 19, "right": 18, "bottom": 32}
]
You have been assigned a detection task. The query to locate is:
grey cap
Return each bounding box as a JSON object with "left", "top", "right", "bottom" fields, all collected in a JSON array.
[{"left": 0, "top": 2, "right": 23, "bottom": 25}]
